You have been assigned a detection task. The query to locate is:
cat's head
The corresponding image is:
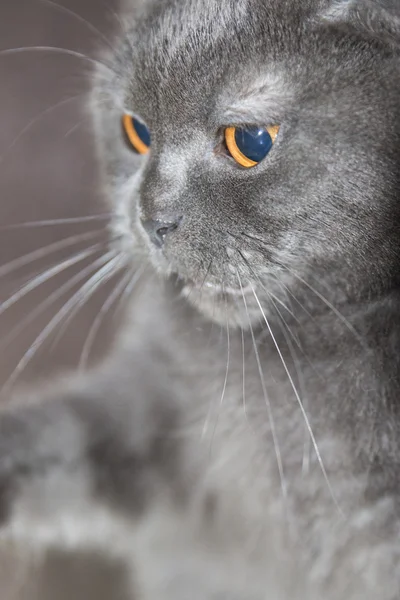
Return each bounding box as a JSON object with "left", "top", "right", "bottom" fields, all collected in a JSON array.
[{"left": 92, "top": 0, "right": 400, "bottom": 326}]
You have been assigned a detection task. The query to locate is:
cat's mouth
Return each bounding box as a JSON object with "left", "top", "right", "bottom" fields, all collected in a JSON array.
[{"left": 135, "top": 221, "right": 256, "bottom": 323}]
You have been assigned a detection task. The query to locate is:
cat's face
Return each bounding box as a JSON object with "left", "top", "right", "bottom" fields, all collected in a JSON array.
[{"left": 93, "top": 0, "right": 400, "bottom": 326}]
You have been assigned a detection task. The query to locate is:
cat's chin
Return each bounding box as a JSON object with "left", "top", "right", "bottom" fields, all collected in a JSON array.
[
  {"left": 132, "top": 230, "right": 263, "bottom": 328},
  {"left": 178, "top": 279, "right": 262, "bottom": 329}
]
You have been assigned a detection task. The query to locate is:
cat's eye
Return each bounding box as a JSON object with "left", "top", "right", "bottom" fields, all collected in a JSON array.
[
  {"left": 224, "top": 125, "right": 280, "bottom": 168},
  {"left": 122, "top": 114, "right": 151, "bottom": 154}
]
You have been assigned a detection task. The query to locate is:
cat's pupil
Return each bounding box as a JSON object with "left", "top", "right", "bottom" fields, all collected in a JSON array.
[
  {"left": 235, "top": 127, "right": 273, "bottom": 162},
  {"left": 134, "top": 118, "right": 151, "bottom": 148}
]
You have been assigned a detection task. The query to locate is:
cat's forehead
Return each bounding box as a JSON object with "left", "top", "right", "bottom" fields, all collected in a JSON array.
[
  {"left": 113, "top": 0, "right": 394, "bottom": 129},
  {"left": 117, "top": 0, "right": 320, "bottom": 117}
]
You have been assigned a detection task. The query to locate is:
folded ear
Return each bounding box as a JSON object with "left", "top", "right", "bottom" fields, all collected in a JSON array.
[{"left": 322, "top": 0, "right": 400, "bottom": 47}]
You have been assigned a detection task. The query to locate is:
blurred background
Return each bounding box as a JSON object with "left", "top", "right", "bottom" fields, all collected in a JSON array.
[
  {"left": 0, "top": 0, "right": 121, "bottom": 393},
  {"left": 0, "top": 3, "right": 134, "bottom": 597}
]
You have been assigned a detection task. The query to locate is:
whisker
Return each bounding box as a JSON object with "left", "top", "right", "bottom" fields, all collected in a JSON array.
[
  {"left": 109, "top": 263, "right": 150, "bottom": 329},
  {"left": 198, "top": 260, "right": 213, "bottom": 295},
  {"left": 0, "top": 93, "right": 87, "bottom": 164},
  {"left": 210, "top": 295, "right": 231, "bottom": 442},
  {"left": 39, "top": 0, "right": 115, "bottom": 51},
  {"left": 265, "top": 293, "right": 312, "bottom": 473},
  {"left": 272, "top": 275, "right": 316, "bottom": 324},
  {"left": 263, "top": 289, "right": 300, "bottom": 324},
  {"left": 221, "top": 293, "right": 231, "bottom": 407},
  {"left": 182, "top": 258, "right": 214, "bottom": 307},
  {"left": 251, "top": 285, "right": 344, "bottom": 516},
  {"left": 64, "top": 116, "right": 87, "bottom": 138},
  {"left": 79, "top": 264, "right": 144, "bottom": 370},
  {"left": 2, "top": 251, "right": 122, "bottom": 394},
  {"left": 101, "top": 1, "right": 128, "bottom": 37},
  {"left": 0, "top": 251, "right": 113, "bottom": 358},
  {"left": 202, "top": 293, "right": 231, "bottom": 441},
  {"left": 276, "top": 262, "right": 365, "bottom": 347},
  {"left": 269, "top": 276, "right": 333, "bottom": 382},
  {"left": 240, "top": 231, "right": 267, "bottom": 246},
  {"left": 236, "top": 248, "right": 301, "bottom": 326},
  {"left": 0, "top": 243, "right": 103, "bottom": 318},
  {"left": 241, "top": 326, "right": 249, "bottom": 423},
  {"left": 262, "top": 293, "right": 313, "bottom": 475},
  {"left": 1, "top": 214, "right": 111, "bottom": 229},
  {"left": 264, "top": 293, "right": 302, "bottom": 351},
  {"left": 203, "top": 294, "right": 217, "bottom": 351},
  {"left": 237, "top": 269, "right": 288, "bottom": 503},
  {"left": 98, "top": 2, "right": 136, "bottom": 59},
  {"left": 113, "top": 264, "right": 147, "bottom": 319},
  {"left": 182, "top": 260, "right": 206, "bottom": 302},
  {"left": 0, "top": 47, "right": 114, "bottom": 77},
  {"left": 49, "top": 255, "right": 130, "bottom": 354},
  {"left": 224, "top": 228, "right": 269, "bottom": 258},
  {"left": 235, "top": 234, "right": 364, "bottom": 348},
  {"left": 0, "top": 230, "right": 104, "bottom": 279}
]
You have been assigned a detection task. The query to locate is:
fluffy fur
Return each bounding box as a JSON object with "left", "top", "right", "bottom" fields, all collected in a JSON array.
[{"left": 1, "top": 0, "right": 400, "bottom": 598}]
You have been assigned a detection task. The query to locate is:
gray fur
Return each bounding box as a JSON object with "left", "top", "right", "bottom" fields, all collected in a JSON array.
[{"left": 1, "top": 0, "right": 400, "bottom": 597}]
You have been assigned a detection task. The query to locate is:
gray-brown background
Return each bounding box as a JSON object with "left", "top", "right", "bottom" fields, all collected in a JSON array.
[
  {"left": 0, "top": 3, "right": 134, "bottom": 596},
  {"left": 0, "top": 0, "right": 120, "bottom": 391}
]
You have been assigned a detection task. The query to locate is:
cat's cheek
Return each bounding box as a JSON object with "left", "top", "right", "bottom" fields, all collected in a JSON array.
[{"left": 108, "top": 173, "right": 149, "bottom": 258}]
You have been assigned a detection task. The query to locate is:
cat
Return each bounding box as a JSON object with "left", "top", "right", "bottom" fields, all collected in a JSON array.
[{"left": 0, "top": 0, "right": 400, "bottom": 598}]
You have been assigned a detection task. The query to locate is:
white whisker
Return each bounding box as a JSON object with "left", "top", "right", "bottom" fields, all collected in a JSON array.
[
  {"left": 277, "top": 263, "right": 365, "bottom": 346},
  {"left": 49, "top": 257, "right": 131, "bottom": 354},
  {"left": 0, "top": 243, "right": 103, "bottom": 318},
  {"left": 241, "top": 326, "right": 249, "bottom": 423},
  {"left": 236, "top": 248, "right": 300, "bottom": 327},
  {"left": 237, "top": 270, "right": 288, "bottom": 503},
  {"left": 111, "top": 264, "right": 148, "bottom": 324},
  {"left": 212, "top": 296, "right": 231, "bottom": 439},
  {"left": 251, "top": 285, "right": 344, "bottom": 516},
  {"left": 266, "top": 295, "right": 311, "bottom": 473},
  {"left": 2, "top": 252, "right": 122, "bottom": 395},
  {"left": 0, "top": 93, "right": 86, "bottom": 164},
  {"left": 265, "top": 289, "right": 300, "bottom": 325},
  {"left": 0, "top": 47, "right": 114, "bottom": 77},
  {"left": 79, "top": 265, "right": 144, "bottom": 370},
  {"left": 272, "top": 275, "right": 316, "bottom": 324},
  {"left": 202, "top": 295, "right": 231, "bottom": 441},
  {"left": 1, "top": 214, "right": 111, "bottom": 229},
  {"left": 0, "top": 252, "right": 113, "bottom": 359},
  {"left": 263, "top": 294, "right": 302, "bottom": 351},
  {"left": 0, "top": 230, "right": 103, "bottom": 279},
  {"left": 101, "top": 0, "right": 129, "bottom": 39},
  {"left": 39, "top": 0, "right": 115, "bottom": 51},
  {"left": 64, "top": 117, "right": 86, "bottom": 138}
]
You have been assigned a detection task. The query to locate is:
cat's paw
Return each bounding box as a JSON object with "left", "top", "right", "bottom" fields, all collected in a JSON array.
[
  {"left": 0, "top": 375, "right": 188, "bottom": 554},
  {"left": 0, "top": 398, "right": 87, "bottom": 542}
]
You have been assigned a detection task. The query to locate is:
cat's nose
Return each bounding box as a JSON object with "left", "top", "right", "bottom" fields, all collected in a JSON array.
[{"left": 141, "top": 217, "right": 182, "bottom": 248}]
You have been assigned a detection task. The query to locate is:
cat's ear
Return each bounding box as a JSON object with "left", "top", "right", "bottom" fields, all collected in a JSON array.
[{"left": 322, "top": 0, "right": 400, "bottom": 47}]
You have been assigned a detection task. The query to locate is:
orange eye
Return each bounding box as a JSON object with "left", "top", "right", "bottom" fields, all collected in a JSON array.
[
  {"left": 224, "top": 125, "right": 280, "bottom": 168},
  {"left": 122, "top": 114, "right": 151, "bottom": 155}
]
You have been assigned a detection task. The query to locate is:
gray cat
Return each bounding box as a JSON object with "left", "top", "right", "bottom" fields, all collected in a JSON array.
[{"left": 1, "top": 0, "right": 400, "bottom": 598}]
